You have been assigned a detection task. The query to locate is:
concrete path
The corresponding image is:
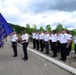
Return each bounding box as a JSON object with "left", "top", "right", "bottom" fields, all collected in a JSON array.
[{"left": 0, "top": 39, "right": 73, "bottom": 75}]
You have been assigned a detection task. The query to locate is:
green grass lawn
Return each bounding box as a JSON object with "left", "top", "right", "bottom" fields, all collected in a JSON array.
[{"left": 71, "top": 43, "right": 75, "bottom": 50}]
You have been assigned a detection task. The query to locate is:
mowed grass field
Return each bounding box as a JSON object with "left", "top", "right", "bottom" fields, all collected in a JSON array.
[{"left": 72, "top": 43, "right": 75, "bottom": 50}]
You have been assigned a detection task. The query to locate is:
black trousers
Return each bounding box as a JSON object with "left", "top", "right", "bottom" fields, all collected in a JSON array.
[
  {"left": 22, "top": 42, "right": 28, "bottom": 59},
  {"left": 36, "top": 40, "right": 39, "bottom": 50},
  {"left": 49, "top": 40, "right": 53, "bottom": 51},
  {"left": 66, "top": 43, "right": 72, "bottom": 56},
  {"left": 44, "top": 41, "right": 49, "bottom": 54},
  {"left": 40, "top": 40, "right": 44, "bottom": 52},
  {"left": 33, "top": 39, "right": 36, "bottom": 49},
  {"left": 60, "top": 43, "right": 67, "bottom": 61},
  {"left": 75, "top": 44, "right": 76, "bottom": 54},
  {"left": 12, "top": 42, "right": 17, "bottom": 56},
  {"left": 52, "top": 42, "right": 57, "bottom": 56},
  {"left": 57, "top": 41, "right": 60, "bottom": 53}
]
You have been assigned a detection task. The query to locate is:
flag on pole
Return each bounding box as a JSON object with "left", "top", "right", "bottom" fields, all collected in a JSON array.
[{"left": 0, "top": 13, "right": 13, "bottom": 48}]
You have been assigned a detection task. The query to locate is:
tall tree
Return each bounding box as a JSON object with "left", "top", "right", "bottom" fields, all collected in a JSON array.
[
  {"left": 39, "top": 26, "right": 44, "bottom": 31},
  {"left": 55, "top": 23, "right": 63, "bottom": 32},
  {"left": 46, "top": 24, "right": 51, "bottom": 32},
  {"left": 32, "top": 24, "right": 37, "bottom": 31},
  {"left": 26, "top": 24, "right": 31, "bottom": 34}
]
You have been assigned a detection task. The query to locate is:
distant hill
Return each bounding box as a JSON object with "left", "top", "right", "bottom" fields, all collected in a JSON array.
[{"left": 9, "top": 23, "right": 26, "bottom": 33}]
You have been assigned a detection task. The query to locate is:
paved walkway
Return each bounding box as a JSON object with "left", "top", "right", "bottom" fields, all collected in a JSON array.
[{"left": 0, "top": 39, "right": 73, "bottom": 75}]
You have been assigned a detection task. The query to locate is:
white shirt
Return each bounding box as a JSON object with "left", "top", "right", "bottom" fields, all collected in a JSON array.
[
  {"left": 32, "top": 32, "right": 36, "bottom": 39},
  {"left": 44, "top": 34, "right": 49, "bottom": 42},
  {"left": 21, "top": 33, "right": 29, "bottom": 42},
  {"left": 49, "top": 35, "right": 52, "bottom": 40},
  {"left": 11, "top": 34, "right": 18, "bottom": 42},
  {"left": 57, "top": 34, "right": 61, "bottom": 41},
  {"left": 36, "top": 33, "right": 39, "bottom": 40},
  {"left": 59, "top": 33, "right": 69, "bottom": 44},
  {"left": 67, "top": 34, "right": 72, "bottom": 40},
  {"left": 39, "top": 33, "right": 44, "bottom": 40},
  {"left": 51, "top": 34, "right": 57, "bottom": 42},
  {"left": 73, "top": 36, "right": 76, "bottom": 44}
]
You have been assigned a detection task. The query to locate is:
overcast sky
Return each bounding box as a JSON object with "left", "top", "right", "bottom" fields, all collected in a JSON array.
[{"left": 0, "top": 0, "right": 76, "bottom": 30}]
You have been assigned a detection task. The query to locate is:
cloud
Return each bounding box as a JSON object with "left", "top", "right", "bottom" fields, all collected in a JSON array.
[
  {"left": 27, "top": 0, "right": 76, "bottom": 13},
  {"left": 0, "top": 0, "right": 76, "bottom": 30}
]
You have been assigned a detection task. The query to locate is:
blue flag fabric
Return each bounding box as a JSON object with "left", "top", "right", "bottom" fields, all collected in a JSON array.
[{"left": 0, "top": 13, "right": 13, "bottom": 48}]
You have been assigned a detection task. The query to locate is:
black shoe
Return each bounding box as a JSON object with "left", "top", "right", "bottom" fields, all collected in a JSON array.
[
  {"left": 33, "top": 48, "right": 36, "bottom": 49},
  {"left": 41, "top": 51, "right": 43, "bottom": 52},
  {"left": 52, "top": 55, "right": 57, "bottom": 57},
  {"left": 62, "top": 60, "right": 66, "bottom": 62},
  {"left": 23, "top": 59, "right": 28, "bottom": 61},
  {"left": 22, "top": 58, "right": 25, "bottom": 59},
  {"left": 13, "top": 55, "right": 17, "bottom": 57},
  {"left": 59, "top": 58, "right": 62, "bottom": 60}
]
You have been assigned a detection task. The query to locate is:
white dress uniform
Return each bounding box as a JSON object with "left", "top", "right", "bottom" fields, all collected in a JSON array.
[
  {"left": 11, "top": 34, "right": 18, "bottom": 42},
  {"left": 32, "top": 32, "right": 36, "bottom": 49},
  {"left": 73, "top": 36, "right": 76, "bottom": 54},
  {"left": 57, "top": 33, "right": 61, "bottom": 53},
  {"left": 66, "top": 34, "right": 72, "bottom": 56},
  {"left": 21, "top": 33, "right": 29, "bottom": 61},
  {"left": 35, "top": 33, "right": 40, "bottom": 50},
  {"left": 49, "top": 34, "right": 52, "bottom": 51},
  {"left": 59, "top": 33, "right": 69, "bottom": 61},
  {"left": 73, "top": 36, "right": 76, "bottom": 44},
  {"left": 51, "top": 33, "right": 57, "bottom": 57},
  {"left": 11, "top": 34, "right": 18, "bottom": 57},
  {"left": 44, "top": 33, "right": 49, "bottom": 54},
  {"left": 39, "top": 33, "right": 44, "bottom": 52}
]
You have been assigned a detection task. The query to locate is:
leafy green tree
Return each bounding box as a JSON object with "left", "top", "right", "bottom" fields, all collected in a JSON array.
[
  {"left": 46, "top": 24, "right": 51, "bottom": 32},
  {"left": 39, "top": 26, "right": 44, "bottom": 31},
  {"left": 55, "top": 23, "right": 63, "bottom": 32},
  {"left": 31, "top": 24, "right": 37, "bottom": 32},
  {"left": 70, "top": 30, "right": 76, "bottom": 36},
  {"left": 25, "top": 24, "right": 31, "bottom": 34}
]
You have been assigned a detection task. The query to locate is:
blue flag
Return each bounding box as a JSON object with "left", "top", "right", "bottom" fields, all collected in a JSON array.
[{"left": 0, "top": 13, "right": 13, "bottom": 48}]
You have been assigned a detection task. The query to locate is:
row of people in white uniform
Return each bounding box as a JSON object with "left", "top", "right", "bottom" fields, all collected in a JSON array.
[
  {"left": 32, "top": 29, "right": 76, "bottom": 61},
  {"left": 11, "top": 31, "right": 29, "bottom": 61}
]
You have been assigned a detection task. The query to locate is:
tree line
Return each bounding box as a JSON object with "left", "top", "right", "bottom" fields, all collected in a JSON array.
[{"left": 9, "top": 23, "right": 76, "bottom": 35}]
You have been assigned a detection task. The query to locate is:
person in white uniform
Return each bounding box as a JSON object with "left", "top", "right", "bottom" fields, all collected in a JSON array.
[
  {"left": 11, "top": 32, "right": 18, "bottom": 57},
  {"left": 32, "top": 31, "right": 36, "bottom": 49},
  {"left": 59, "top": 29, "right": 70, "bottom": 61},
  {"left": 39, "top": 31, "right": 44, "bottom": 52},
  {"left": 51, "top": 30, "right": 57, "bottom": 57},
  {"left": 35, "top": 31, "right": 40, "bottom": 50},
  {"left": 21, "top": 30, "right": 29, "bottom": 61},
  {"left": 43, "top": 31, "right": 49, "bottom": 54},
  {"left": 73, "top": 34, "right": 76, "bottom": 54}
]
